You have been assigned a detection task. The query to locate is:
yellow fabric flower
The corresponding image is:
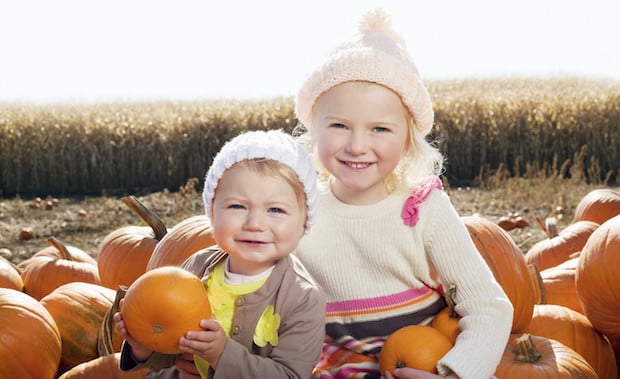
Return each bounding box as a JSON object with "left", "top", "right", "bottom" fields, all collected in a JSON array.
[
  {"left": 206, "top": 275, "right": 231, "bottom": 315},
  {"left": 253, "top": 305, "right": 280, "bottom": 347}
]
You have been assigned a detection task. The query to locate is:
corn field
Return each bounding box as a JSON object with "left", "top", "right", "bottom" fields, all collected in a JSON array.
[{"left": 0, "top": 78, "right": 618, "bottom": 197}]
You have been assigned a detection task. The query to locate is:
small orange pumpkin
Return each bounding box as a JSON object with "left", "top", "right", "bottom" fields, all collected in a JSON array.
[
  {"left": 525, "top": 219, "right": 599, "bottom": 271},
  {"left": 573, "top": 188, "right": 620, "bottom": 225},
  {"left": 0, "top": 288, "right": 62, "bottom": 379},
  {"left": 525, "top": 304, "right": 618, "bottom": 379},
  {"left": 378, "top": 325, "right": 453, "bottom": 375},
  {"left": 462, "top": 215, "right": 537, "bottom": 333},
  {"left": 495, "top": 333, "right": 597, "bottom": 378},
  {"left": 19, "top": 237, "right": 100, "bottom": 300},
  {"left": 121, "top": 266, "right": 212, "bottom": 354},
  {"left": 576, "top": 214, "right": 620, "bottom": 341},
  {"left": 0, "top": 255, "right": 24, "bottom": 291},
  {"left": 97, "top": 196, "right": 168, "bottom": 289},
  {"left": 430, "top": 285, "right": 460, "bottom": 345},
  {"left": 147, "top": 215, "right": 215, "bottom": 270},
  {"left": 40, "top": 282, "right": 117, "bottom": 373},
  {"left": 540, "top": 257, "right": 583, "bottom": 314}
]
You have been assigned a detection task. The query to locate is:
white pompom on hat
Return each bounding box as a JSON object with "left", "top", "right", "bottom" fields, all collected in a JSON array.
[
  {"left": 295, "top": 8, "right": 434, "bottom": 136},
  {"left": 202, "top": 129, "right": 318, "bottom": 233}
]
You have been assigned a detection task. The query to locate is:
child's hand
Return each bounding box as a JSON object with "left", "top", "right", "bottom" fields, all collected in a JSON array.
[
  {"left": 175, "top": 352, "right": 202, "bottom": 379},
  {"left": 113, "top": 307, "right": 153, "bottom": 362},
  {"left": 382, "top": 368, "right": 460, "bottom": 379},
  {"left": 179, "top": 319, "right": 227, "bottom": 369}
]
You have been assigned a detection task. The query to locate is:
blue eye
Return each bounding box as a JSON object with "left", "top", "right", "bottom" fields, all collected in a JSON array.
[
  {"left": 228, "top": 204, "right": 245, "bottom": 210},
  {"left": 373, "top": 126, "right": 389, "bottom": 133},
  {"left": 268, "top": 207, "right": 286, "bottom": 214},
  {"left": 330, "top": 123, "right": 346, "bottom": 129}
]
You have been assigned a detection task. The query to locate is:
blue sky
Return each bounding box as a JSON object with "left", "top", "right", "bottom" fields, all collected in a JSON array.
[{"left": 1, "top": 0, "right": 619, "bottom": 103}]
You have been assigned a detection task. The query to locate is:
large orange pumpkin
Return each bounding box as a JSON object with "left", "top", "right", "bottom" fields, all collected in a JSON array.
[
  {"left": 97, "top": 196, "right": 168, "bottom": 289},
  {"left": 540, "top": 257, "right": 583, "bottom": 314},
  {"left": 0, "top": 255, "right": 23, "bottom": 291},
  {"left": 494, "top": 333, "right": 597, "bottom": 378},
  {"left": 0, "top": 288, "right": 62, "bottom": 379},
  {"left": 462, "top": 215, "right": 537, "bottom": 332},
  {"left": 525, "top": 304, "right": 618, "bottom": 379},
  {"left": 57, "top": 352, "right": 150, "bottom": 379},
  {"left": 573, "top": 188, "right": 620, "bottom": 225},
  {"left": 40, "top": 281, "right": 117, "bottom": 374},
  {"left": 576, "top": 214, "right": 620, "bottom": 340},
  {"left": 121, "top": 266, "right": 212, "bottom": 354},
  {"left": 378, "top": 325, "right": 453, "bottom": 375},
  {"left": 147, "top": 215, "right": 215, "bottom": 270},
  {"left": 18, "top": 237, "right": 100, "bottom": 300},
  {"left": 525, "top": 219, "right": 599, "bottom": 271}
]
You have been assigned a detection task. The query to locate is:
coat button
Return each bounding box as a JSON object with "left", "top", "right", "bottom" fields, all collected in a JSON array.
[
  {"left": 235, "top": 297, "right": 245, "bottom": 306},
  {"left": 232, "top": 325, "right": 241, "bottom": 334}
]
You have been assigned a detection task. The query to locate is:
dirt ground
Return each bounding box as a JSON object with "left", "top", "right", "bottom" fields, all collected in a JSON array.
[{"left": 2, "top": 176, "right": 594, "bottom": 265}]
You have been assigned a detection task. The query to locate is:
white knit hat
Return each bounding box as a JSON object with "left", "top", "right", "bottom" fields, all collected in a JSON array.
[
  {"left": 295, "top": 8, "right": 434, "bottom": 136},
  {"left": 203, "top": 129, "right": 318, "bottom": 232}
]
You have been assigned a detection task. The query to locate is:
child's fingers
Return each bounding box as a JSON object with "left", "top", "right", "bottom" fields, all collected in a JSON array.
[{"left": 199, "top": 318, "right": 221, "bottom": 331}]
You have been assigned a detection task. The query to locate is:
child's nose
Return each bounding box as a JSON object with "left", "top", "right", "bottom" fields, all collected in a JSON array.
[
  {"left": 244, "top": 210, "right": 265, "bottom": 230},
  {"left": 345, "top": 131, "right": 368, "bottom": 155}
]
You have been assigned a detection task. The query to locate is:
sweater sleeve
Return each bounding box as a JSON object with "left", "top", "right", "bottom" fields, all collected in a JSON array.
[
  {"left": 421, "top": 191, "right": 513, "bottom": 379},
  {"left": 119, "top": 340, "right": 176, "bottom": 372}
]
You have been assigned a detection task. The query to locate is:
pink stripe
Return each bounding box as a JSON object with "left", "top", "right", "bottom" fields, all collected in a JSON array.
[{"left": 326, "top": 287, "right": 432, "bottom": 313}]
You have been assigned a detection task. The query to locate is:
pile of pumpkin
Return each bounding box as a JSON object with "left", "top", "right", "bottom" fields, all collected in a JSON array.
[
  {"left": 0, "top": 196, "right": 216, "bottom": 378},
  {"left": 1, "top": 188, "right": 619, "bottom": 378},
  {"left": 380, "top": 187, "right": 620, "bottom": 378}
]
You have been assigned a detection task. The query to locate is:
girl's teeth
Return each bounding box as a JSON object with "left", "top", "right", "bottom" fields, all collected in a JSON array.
[{"left": 349, "top": 162, "right": 368, "bottom": 169}]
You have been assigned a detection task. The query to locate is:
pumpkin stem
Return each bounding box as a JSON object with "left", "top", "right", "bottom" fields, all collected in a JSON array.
[
  {"left": 98, "top": 285, "right": 128, "bottom": 356},
  {"left": 444, "top": 284, "right": 458, "bottom": 318},
  {"left": 544, "top": 217, "right": 559, "bottom": 238},
  {"left": 121, "top": 195, "right": 168, "bottom": 241},
  {"left": 46, "top": 236, "right": 77, "bottom": 261},
  {"left": 514, "top": 334, "right": 542, "bottom": 363},
  {"left": 534, "top": 214, "right": 547, "bottom": 235}
]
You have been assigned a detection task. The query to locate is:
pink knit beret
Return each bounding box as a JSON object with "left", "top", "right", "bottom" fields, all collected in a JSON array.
[{"left": 295, "top": 8, "right": 434, "bottom": 136}]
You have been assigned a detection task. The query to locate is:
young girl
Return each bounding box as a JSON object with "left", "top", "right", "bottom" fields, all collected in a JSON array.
[
  {"left": 115, "top": 129, "right": 326, "bottom": 379},
  {"left": 293, "top": 9, "right": 513, "bottom": 379}
]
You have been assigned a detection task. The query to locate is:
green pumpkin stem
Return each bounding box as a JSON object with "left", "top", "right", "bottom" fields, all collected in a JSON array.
[
  {"left": 445, "top": 284, "right": 458, "bottom": 318},
  {"left": 121, "top": 195, "right": 167, "bottom": 240},
  {"left": 97, "top": 285, "right": 128, "bottom": 356},
  {"left": 47, "top": 237, "right": 77, "bottom": 261},
  {"left": 514, "top": 334, "right": 542, "bottom": 363}
]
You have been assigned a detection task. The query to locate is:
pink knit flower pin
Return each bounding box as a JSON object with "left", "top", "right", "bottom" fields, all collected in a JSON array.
[{"left": 401, "top": 176, "right": 443, "bottom": 226}]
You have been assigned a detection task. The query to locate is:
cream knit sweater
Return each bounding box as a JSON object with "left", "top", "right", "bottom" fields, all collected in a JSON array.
[{"left": 295, "top": 185, "right": 513, "bottom": 379}]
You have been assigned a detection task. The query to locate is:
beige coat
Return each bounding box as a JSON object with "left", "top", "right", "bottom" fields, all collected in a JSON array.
[{"left": 120, "top": 247, "right": 326, "bottom": 379}]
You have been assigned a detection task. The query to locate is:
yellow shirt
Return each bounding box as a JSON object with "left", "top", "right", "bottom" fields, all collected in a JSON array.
[{"left": 195, "top": 260, "right": 279, "bottom": 378}]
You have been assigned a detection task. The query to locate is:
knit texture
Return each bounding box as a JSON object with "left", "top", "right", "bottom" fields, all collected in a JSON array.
[
  {"left": 295, "top": 8, "right": 434, "bottom": 136},
  {"left": 295, "top": 184, "right": 513, "bottom": 379},
  {"left": 202, "top": 129, "right": 318, "bottom": 232}
]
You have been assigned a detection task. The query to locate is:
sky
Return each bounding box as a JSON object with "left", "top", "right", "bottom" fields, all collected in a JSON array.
[{"left": 1, "top": 0, "right": 619, "bottom": 104}]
